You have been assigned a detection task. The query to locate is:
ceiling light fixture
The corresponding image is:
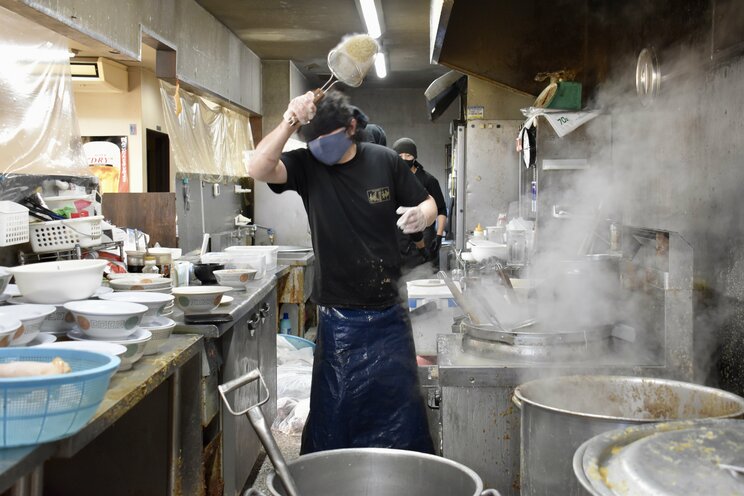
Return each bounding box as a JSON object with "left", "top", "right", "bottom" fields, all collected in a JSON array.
[
  {"left": 358, "top": 0, "right": 383, "bottom": 39},
  {"left": 375, "top": 52, "right": 387, "bottom": 78}
]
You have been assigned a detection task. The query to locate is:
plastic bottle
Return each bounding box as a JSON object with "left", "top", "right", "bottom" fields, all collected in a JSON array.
[
  {"left": 142, "top": 256, "right": 160, "bottom": 275},
  {"left": 279, "top": 312, "right": 292, "bottom": 335}
]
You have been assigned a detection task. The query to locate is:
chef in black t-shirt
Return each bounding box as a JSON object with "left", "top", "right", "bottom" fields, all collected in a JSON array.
[
  {"left": 248, "top": 89, "right": 436, "bottom": 455},
  {"left": 392, "top": 137, "right": 448, "bottom": 271}
]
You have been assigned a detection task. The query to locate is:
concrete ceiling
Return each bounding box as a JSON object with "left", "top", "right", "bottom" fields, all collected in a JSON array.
[{"left": 195, "top": 0, "right": 448, "bottom": 89}]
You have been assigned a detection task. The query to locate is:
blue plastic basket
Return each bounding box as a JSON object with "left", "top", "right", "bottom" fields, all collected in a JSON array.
[
  {"left": 0, "top": 347, "right": 119, "bottom": 447},
  {"left": 280, "top": 334, "right": 316, "bottom": 351}
]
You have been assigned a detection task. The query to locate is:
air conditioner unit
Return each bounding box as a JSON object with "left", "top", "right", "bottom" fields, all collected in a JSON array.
[{"left": 70, "top": 57, "right": 128, "bottom": 93}]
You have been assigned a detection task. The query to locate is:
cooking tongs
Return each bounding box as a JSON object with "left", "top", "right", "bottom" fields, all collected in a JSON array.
[{"left": 219, "top": 369, "right": 302, "bottom": 496}]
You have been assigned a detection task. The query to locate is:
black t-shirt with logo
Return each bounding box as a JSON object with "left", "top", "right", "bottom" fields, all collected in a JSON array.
[{"left": 270, "top": 142, "right": 428, "bottom": 308}]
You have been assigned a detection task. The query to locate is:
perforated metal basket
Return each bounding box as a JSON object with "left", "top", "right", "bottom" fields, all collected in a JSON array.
[{"left": 0, "top": 347, "right": 119, "bottom": 447}]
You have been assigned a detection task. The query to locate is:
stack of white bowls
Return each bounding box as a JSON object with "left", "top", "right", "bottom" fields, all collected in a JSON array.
[
  {"left": 64, "top": 300, "right": 151, "bottom": 371},
  {"left": 99, "top": 292, "right": 176, "bottom": 356}
]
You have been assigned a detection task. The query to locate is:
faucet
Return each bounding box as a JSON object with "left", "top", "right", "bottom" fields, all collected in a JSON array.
[{"left": 246, "top": 224, "right": 275, "bottom": 245}]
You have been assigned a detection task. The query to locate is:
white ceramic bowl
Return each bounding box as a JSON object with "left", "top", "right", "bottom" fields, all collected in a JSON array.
[
  {"left": 69, "top": 328, "right": 151, "bottom": 371},
  {"left": 171, "top": 286, "right": 231, "bottom": 314},
  {"left": 0, "top": 319, "right": 22, "bottom": 348},
  {"left": 0, "top": 304, "right": 56, "bottom": 346},
  {"left": 9, "top": 260, "right": 108, "bottom": 304},
  {"left": 98, "top": 291, "right": 175, "bottom": 322},
  {"left": 140, "top": 317, "right": 176, "bottom": 355},
  {"left": 213, "top": 268, "right": 258, "bottom": 289},
  {"left": 467, "top": 239, "right": 509, "bottom": 262},
  {"left": 64, "top": 300, "right": 148, "bottom": 340},
  {"left": 35, "top": 304, "right": 75, "bottom": 334}
]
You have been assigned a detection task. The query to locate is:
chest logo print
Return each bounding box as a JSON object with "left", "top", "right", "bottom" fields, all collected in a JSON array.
[{"left": 367, "top": 187, "right": 391, "bottom": 204}]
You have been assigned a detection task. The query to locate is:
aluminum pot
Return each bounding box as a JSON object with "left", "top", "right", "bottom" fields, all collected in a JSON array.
[
  {"left": 512, "top": 375, "right": 744, "bottom": 496},
  {"left": 264, "top": 448, "right": 501, "bottom": 496}
]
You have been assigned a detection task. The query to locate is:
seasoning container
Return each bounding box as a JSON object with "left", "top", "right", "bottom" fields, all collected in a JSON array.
[
  {"left": 126, "top": 251, "right": 145, "bottom": 273},
  {"left": 472, "top": 224, "right": 486, "bottom": 239},
  {"left": 148, "top": 248, "right": 172, "bottom": 277},
  {"left": 142, "top": 256, "right": 160, "bottom": 275}
]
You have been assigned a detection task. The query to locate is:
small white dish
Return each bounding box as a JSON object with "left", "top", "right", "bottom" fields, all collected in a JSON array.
[
  {"left": 140, "top": 317, "right": 176, "bottom": 355},
  {"left": 26, "top": 332, "right": 57, "bottom": 346},
  {"left": 68, "top": 327, "right": 151, "bottom": 343},
  {"left": 4, "top": 283, "right": 20, "bottom": 297},
  {"left": 68, "top": 328, "right": 151, "bottom": 371},
  {"left": 36, "top": 339, "right": 126, "bottom": 360}
]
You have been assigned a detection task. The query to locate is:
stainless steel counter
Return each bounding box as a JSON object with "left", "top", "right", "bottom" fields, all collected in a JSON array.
[
  {"left": 171, "top": 265, "right": 285, "bottom": 496},
  {"left": 172, "top": 265, "right": 290, "bottom": 338}
]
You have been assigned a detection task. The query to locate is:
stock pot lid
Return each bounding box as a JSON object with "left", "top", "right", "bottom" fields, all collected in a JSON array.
[{"left": 575, "top": 419, "right": 744, "bottom": 495}]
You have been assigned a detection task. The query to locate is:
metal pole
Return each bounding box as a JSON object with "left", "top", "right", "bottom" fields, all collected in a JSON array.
[
  {"left": 455, "top": 124, "right": 466, "bottom": 252},
  {"left": 168, "top": 368, "right": 182, "bottom": 495}
]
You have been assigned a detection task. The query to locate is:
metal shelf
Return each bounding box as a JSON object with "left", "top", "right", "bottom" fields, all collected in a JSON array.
[{"left": 18, "top": 241, "right": 124, "bottom": 264}]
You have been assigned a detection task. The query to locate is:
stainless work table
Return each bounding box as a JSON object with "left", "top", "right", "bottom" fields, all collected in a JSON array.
[
  {"left": 0, "top": 334, "right": 204, "bottom": 496},
  {"left": 172, "top": 266, "right": 289, "bottom": 338},
  {"left": 171, "top": 266, "right": 285, "bottom": 496}
]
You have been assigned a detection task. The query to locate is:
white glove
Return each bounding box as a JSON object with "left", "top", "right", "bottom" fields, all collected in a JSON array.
[
  {"left": 396, "top": 206, "right": 428, "bottom": 234},
  {"left": 283, "top": 91, "right": 316, "bottom": 126}
]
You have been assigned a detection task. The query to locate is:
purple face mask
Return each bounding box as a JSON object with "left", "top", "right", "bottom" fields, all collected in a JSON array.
[{"left": 308, "top": 129, "right": 352, "bottom": 165}]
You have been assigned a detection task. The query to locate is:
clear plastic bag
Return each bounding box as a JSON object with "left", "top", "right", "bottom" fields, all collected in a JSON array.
[
  {"left": 159, "top": 81, "right": 253, "bottom": 181},
  {"left": 0, "top": 8, "right": 88, "bottom": 176}
]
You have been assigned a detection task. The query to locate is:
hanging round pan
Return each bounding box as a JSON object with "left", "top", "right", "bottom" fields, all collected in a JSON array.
[{"left": 519, "top": 125, "right": 536, "bottom": 168}]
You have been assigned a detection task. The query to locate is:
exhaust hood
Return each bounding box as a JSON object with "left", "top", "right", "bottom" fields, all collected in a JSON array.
[{"left": 430, "top": 0, "right": 597, "bottom": 97}]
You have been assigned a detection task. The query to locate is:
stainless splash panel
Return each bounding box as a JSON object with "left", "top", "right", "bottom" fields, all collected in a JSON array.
[{"left": 464, "top": 121, "right": 522, "bottom": 232}]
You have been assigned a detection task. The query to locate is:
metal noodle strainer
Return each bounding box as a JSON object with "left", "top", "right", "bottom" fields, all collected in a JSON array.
[{"left": 287, "top": 33, "right": 379, "bottom": 125}]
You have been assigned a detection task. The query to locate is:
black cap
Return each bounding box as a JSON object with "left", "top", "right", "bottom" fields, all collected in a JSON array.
[
  {"left": 392, "top": 137, "right": 417, "bottom": 158},
  {"left": 361, "top": 124, "right": 387, "bottom": 146}
]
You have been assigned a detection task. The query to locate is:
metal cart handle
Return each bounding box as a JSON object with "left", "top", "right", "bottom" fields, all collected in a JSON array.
[
  {"left": 219, "top": 369, "right": 302, "bottom": 496},
  {"left": 218, "top": 369, "right": 269, "bottom": 416}
]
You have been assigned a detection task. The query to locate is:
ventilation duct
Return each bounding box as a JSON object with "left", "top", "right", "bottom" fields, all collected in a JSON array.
[
  {"left": 70, "top": 57, "right": 128, "bottom": 93},
  {"left": 424, "top": 70, "right": 466, "bottom": 121}
]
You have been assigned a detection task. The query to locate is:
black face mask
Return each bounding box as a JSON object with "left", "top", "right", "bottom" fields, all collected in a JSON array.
[{"left": 403, "top": 158, "right": 416, "bottom": 168}]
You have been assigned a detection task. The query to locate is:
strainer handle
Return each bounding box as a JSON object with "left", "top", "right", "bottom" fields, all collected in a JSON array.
[{"left": 286, "top": 89, "right": 326, "bottom": 127}]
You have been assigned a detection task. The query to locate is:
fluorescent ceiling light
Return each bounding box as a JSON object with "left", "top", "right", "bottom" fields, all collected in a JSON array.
[
  {"left": 359, "top": 0, "right": 382, "bottom": 39},
  {"left": 375, "top": 52, "right": 387, "bottom": 78}
]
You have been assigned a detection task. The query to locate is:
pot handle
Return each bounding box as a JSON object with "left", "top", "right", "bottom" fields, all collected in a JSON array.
[
  {"left": 511, "top": 393, "right": 522, "bottom": 409},
  {"left": 481, "top": 490, "right": 502, "bottom": 496}
]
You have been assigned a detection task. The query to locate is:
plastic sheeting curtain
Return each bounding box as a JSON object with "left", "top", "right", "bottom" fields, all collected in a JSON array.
[
  {"left": 0, "top": 7, "right": 88, "bottom": 176},
  {"left": 159, "top": 80, "right": 253, "bottom": 181}
]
